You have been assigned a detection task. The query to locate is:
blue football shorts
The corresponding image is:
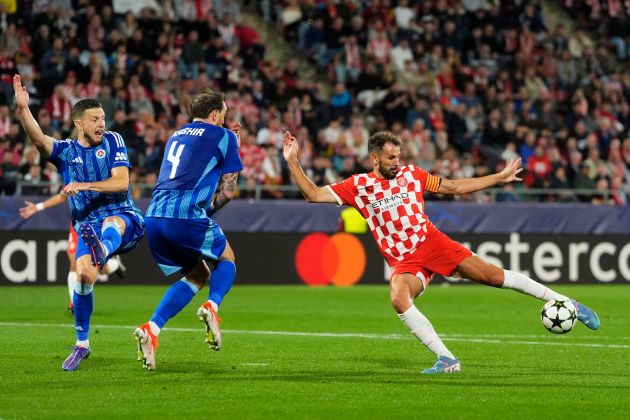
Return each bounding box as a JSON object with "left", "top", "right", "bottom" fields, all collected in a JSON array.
[
  {"left": 75, "top": 212, "right": 145, "bottom": 260},
  {"left": 145, "top": 216, "right": 227, "bottom": 276}
]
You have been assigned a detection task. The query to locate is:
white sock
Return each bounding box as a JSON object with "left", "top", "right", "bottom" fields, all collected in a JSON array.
[
  {"left": 398, "top": 306, "right": 455, "bottom": 359},
  {"left": 106, "top": 257, "right": 120, "bottom": 273},
  {"left": 67, "top": 271, "right": 77, "bottom": 301},
  {"left": 74, "top": 282, "right": 93, "bottom": 295},
  {"left": 76, "top": 339, "right": 89, "bottom": 348},
  {"left": 148, "top": 321, "right": 161, "bottom": 336},
  {"left": 209, "top": 300, "right": 219, "bottom": 312},
  {"left": 502, "top": 270, "right": 570, "bottom": 302},
  {"left": 97, "top": 273, "right": 108, "bottom": 282}
]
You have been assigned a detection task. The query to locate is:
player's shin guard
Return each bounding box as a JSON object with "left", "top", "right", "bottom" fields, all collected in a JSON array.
[
  {"left": 73, "top": 283, "right": 94, "bottom": 344},
  {"left": 208, "top": 260, "right": 236, "bottom": 308},
  {"left": 399, "top": 306, "right": 456, "bottom": 359},
  {"left": 101, "top": 222, "right": 122, "bottom": 257},
  {"left": 502, "top": 270, "right": 569, "bottom": 302},
  {"left": 150, "top": 279, "right": 199, "bottom": 329},
  {"left": 67, "top": 271, "right": 77, "bottom": 301}
]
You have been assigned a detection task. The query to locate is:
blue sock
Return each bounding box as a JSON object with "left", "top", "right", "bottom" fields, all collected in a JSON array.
[
  {"left": 209, "top": 261, "right": 236, "bottom": 307},
  {"left": 150, "top": 279, "right": 199, "bottom": 329},
  {"left": 101, "top": 222, "right": 122, "bottom": 256},
  {"left": 73, "top": 283, "right": 94, "bottom": 342}
]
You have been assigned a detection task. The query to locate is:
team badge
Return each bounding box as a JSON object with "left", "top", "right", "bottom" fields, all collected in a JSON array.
[
  {"left": 397, "top": 177, "right": 408, "bottom": 187},
  {"left": 95, "top": 149, "right": 106, "bottom": 159}
]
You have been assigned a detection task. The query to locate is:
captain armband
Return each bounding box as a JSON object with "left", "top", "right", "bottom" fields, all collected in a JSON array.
[{"left": 425, "top": 174, "right": 442, "bottom": 193}]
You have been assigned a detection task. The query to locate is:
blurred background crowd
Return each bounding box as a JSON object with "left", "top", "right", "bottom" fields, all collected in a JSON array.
[{"left": 0, "top": 0, "right": 629, "bottom": 204}]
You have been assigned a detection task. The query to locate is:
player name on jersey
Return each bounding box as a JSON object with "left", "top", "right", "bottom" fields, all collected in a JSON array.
[{"left": 172, "top": 127, "right": 206, "bottom": 137}]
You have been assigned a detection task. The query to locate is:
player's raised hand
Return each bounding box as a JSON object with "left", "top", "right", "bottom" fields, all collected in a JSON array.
[
  {"left": 499, "top": 158, "right": 523, "bottom": 183},
  {"left": 229, "top": 120, "right": 241, "bottom": 146},
  {"left": 13, "top": 75, "right": 30, "bottom": 109},
  {"left": 282, "top": 130, "right": 298, "bottom": 162},
  {"left": 19, "top": 201, "right": 37, "bottom": 219}
]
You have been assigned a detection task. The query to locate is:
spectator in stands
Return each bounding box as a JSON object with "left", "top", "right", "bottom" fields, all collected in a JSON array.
[
  {"left": 0, "top": 103, "right": 12, "bottom": 138},
  {"left": 179, "top": 30, "right": 204, "bottom": 80},
  {"left": 0, "top": 148, "right": 20, "bottom": 195},
  {"left": 330, "top": 83, "right": 352, "bottom": 123},
  {"left": 0, "top": 0, "right": 627, "bottom": 204},
  {"left": 256, "top": 117, "right": 283, "bottom": 149}
]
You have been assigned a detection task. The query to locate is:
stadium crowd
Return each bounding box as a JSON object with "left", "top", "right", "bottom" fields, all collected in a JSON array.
[{"left": 0, "top": 0, "right": 629, "bottom": 205}]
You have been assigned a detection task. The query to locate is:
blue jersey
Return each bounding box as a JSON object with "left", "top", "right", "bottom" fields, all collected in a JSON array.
[
  {"left": 146, "top": 121, "right": 243, "bottom": 220},
  {"left": 49, "top": 131, "right": 143, "bottom": 229}
]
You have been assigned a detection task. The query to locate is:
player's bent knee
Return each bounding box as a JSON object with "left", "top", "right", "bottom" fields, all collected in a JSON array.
[
  {"left": 220, "top": 243, "right": 235, "bottom": 262},
  {"left": 104, "top": 216, "right": 126, "bottom": 233},
  {"left": 389, "top": 281, "right": 415, "bottom": 313},
  {"left": 390, "top": 295, "right": 413, "bottom": 313},
  {"left": 185, "top": 261, "right": 210, "bottom": 289}
]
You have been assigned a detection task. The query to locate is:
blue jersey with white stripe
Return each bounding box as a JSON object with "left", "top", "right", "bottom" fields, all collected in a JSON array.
[
  {"left": 48, "top": 131, "right": 143, "bottom": 229},
  {"left": 146, "top": 121, "right": 242, "bottom": 220}
]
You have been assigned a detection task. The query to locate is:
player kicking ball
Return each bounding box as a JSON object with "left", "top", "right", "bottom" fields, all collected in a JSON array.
[
  {"left": 14, "top": 75, "right": 144, "bottom": 371},
  {"left": 283, "top": 130, "right": 600, "bottom": 374},
  {"left": 20, "top": 194, "right": 126, "bottom": 314},
  {"left": 134, "top": 88, "right": 242, "bottom": 370}
]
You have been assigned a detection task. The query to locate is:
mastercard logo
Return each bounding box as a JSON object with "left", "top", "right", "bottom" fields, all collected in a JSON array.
[{"left": 295, "top": 233, "right": 366, "bottom": 286}]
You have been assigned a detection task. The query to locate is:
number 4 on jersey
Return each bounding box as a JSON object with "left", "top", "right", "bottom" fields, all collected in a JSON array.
[{"left": 167, "top": 141, "right": 185, "bottom": 179}]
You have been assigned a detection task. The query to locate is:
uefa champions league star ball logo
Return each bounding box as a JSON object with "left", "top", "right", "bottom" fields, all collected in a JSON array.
[
  {"left": 397, "top": 177, "right": 408, "bottom": 187},
  {"left": 96, "top": 149, "right": 106, "bottom": 159}
]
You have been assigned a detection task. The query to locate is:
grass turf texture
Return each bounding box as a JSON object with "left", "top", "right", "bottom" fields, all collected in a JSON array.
[{"left": 0, "top": 284, "right": 628, "bottom": 419}]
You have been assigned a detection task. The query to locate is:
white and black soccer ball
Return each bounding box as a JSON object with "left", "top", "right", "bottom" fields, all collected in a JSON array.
[{"left": 541, "top": 300, "right": 577, "bottom": 334}]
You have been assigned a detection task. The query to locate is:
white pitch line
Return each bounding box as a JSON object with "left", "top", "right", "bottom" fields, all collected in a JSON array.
[{"left": 0, "top": 321, "right": 628, "bottom": 349}]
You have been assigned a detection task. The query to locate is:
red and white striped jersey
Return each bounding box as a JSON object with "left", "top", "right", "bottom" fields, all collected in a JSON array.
[{"left": 326, "top": 165, "right": 441, "bottom": 265}]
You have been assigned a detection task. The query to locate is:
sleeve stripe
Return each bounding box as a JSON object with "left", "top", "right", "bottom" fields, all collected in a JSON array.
[
  {"left": 325, "top": 185, "right": 344, "bottom": 206},
  {"left": 426, "top": 175, "right": 441, "bottom": 192},
  {"left": 108, "top": 131, "right": 124, "bottom": 148}
]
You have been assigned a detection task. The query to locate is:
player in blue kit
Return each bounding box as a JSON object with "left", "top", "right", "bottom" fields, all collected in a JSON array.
[
  {"left": 13, "top": 75, "right": 144, "bottom": 371},
  {"left": 134, "top": 88, "right": 242, "bottom": 370}
]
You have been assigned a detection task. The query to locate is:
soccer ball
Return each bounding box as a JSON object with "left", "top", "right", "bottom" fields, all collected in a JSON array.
[{"left": 541, "top": 300, "right": 577, "bottom": 334}]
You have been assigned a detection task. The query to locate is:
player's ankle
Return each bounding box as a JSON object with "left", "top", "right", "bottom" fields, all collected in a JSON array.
[{"left": 148, "top": 321, "right": 161, "bottom": 336}]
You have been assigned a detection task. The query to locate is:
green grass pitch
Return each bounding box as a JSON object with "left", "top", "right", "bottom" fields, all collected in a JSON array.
[{"left": 0, "top": 284, "right": 628, "bottom": 419}]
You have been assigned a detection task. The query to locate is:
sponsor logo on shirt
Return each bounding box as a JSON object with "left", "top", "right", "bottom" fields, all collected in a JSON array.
[
  {"left": 371, "top": 192, "right": 410, "bottom": 211},
  {"left": 115, "top": 152, "right": 127, "bottom": 161},
  {"left": 71, "top": 156, "right": 83, "bottom": 164}
]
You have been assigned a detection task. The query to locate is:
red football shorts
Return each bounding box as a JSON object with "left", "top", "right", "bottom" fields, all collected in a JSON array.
[
  {"left": 67, "top": 225, "right": 78, "bottom": 256},
  {"left": 391, "top": 229, "right": 472, "bottom": 288}
]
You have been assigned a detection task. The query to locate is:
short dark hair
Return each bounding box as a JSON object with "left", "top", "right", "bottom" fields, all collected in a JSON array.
[
  {"left": 368, "top": 131, "right": 402, "bottom": 154},
  {"left": 72, "top": 99, "right": 103, "bottom": 120},
  {"left": 190, "top": 88, "right": 226, "bottom": 119}
]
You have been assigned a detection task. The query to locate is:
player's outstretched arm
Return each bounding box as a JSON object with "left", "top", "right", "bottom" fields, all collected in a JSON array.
[
  {"left": 436, "top": 158, "right": 523, "bottom": 196},
  {"left": 63, "top": 166, "right": 130, "bottom": 196},
  {"left": 19, "top": 192, "right": 69, "bottom": 219},
  {"left": 13, "top": 75, "right": 55, "bottom": 158},
  {"left": 282, "top": 131, "right": 338, "bottom": 204}
]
